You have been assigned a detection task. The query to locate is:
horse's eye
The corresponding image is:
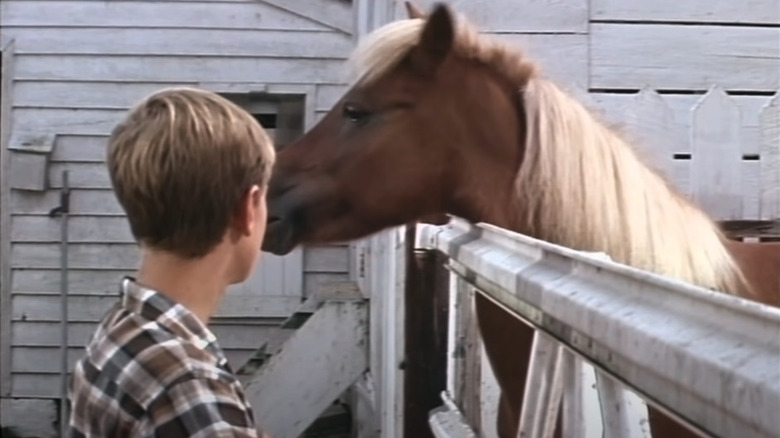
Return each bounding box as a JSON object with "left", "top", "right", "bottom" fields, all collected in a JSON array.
[{"left": 342, "top": 104, "right": 371, "bottom": 123}]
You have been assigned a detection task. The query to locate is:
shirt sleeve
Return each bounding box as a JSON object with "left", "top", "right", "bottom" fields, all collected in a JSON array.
[{"left": 139, "top": 375, "right": 264, "bottom": 438}]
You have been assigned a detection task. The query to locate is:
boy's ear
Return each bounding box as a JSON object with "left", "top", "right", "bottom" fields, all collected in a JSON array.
[{"left": 233, "top": 185, "right": 264, "bottom": 236}]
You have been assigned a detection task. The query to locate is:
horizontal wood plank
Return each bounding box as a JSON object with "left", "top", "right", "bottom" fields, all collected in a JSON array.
[
  {"left": 208, "top": 324, "right": 286, "bottom": 350},
  {"left": 590, "top": 24, "right": 780, "bottom": 91},
  {"left": 11, "top": 242, "right": 140, "bottom": 269},
  {"left": 260, "top": 0, "right": 353, "bottom": 34},
  {"left": 591, "top": 0, "right": 780, "bottom": 25},
  {"left": 303, "top": 272, "right": 350, "bottom": 296},
  {"left": 12, "top": 374, "right": 68, "bottom": 398},
  {"left": 12, "top": 294, "right": 119, "bottom": 322},
  {"left": 11, "top": 320, "right": 284, "bottom": 349},
  {"left": 13, "top": 107, "right": 125, "bottom": 136},
  {"left": 13, "top": 55, "right": 350, "bottom": 84},
  {"left": 47, "top": 161, "right": 110, "bottom": 189},
  {"left": 11, "top": 293, "right": 295, "bottom": 325},
  {"left": 587, "top": 92, "right": 773, "bottom": 155},
  {"left": 11, "top": 189, "right": 123, "bottom": 215},
  {"left": 14, "top": 81, "right": 195, "bottom": 110},
  {"left": 12, "top": 347, "right": 91, "bottom": 374},
  {"left": 304, "top": 245, "right": 350, "bottom": 273},
  {"left": 494, "top": 33, "right": 588, "bottom": 93},
  {"left": 11, "top": 215, "right": 133, "bottom": 243},
  {"left": 11, "top": 269, "right": 133, "bottom": 294},
  {"left": 316, "top": 85, "right": 347, "bottom": 111},
  {"left": 50, "top": 135, "right": 108, "bottom": 162},
  {"left": 213, "top": 294, "right": 301, "bottom": 318},
  {"left": 392, "top": 0, "right": 588, "bottom": 33},
  {"left": 5, "top": 27, "right": 353, "bottom": 58},
  {"left": 0, "top": 0, "right": 333, "bottom": 31},
  {"left": 12, "top": 321, "right": 97, "bottom": 347}
]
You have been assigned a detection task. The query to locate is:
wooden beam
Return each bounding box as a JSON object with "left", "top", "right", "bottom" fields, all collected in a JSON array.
[{"left": 242, "top": 282, "right": 368, "bottom": 438}]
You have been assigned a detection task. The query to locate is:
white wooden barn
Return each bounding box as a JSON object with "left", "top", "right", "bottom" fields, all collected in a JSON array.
[{"left": 0, "top": 0, "right": 778, "bottom": 437}]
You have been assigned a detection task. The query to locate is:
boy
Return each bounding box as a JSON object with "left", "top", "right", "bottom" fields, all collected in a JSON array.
[{"left": 67, "top": 87, "right": 275, "bottom": 437}]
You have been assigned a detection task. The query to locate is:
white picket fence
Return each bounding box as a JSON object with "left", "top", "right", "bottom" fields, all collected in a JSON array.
[
  {"left": 417, "top": 218, "right": 780, "bottom": 438},
  {"left": 588, "top": 86, "right": 779, "bottom": 221}
]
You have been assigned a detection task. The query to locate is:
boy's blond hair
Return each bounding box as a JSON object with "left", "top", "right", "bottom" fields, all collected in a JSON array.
[{"left": 107, "top": 87, "right": 275, "bottom": 258}]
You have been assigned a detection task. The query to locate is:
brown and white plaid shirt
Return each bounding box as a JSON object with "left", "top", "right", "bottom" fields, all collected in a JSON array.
[{"left": 68, "top": 277, "right": 263, "bottom": 437}]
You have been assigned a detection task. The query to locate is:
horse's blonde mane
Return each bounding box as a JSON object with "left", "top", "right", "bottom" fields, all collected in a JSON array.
[{"left": 348, "top": 13, "right": 750, "bottom": 295}]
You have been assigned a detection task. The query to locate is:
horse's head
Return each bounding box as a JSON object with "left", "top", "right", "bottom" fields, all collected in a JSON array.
[{"left": 263, "top": 3, "right": 534, "bottom": 255}]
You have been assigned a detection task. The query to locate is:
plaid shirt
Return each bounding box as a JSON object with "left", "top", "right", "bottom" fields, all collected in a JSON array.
[{"left": 68, "top": 277, "right": 264, "bottom": 437}]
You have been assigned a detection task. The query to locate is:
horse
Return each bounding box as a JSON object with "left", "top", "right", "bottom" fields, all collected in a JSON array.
[{"left": 261, "top": 3, "right": 780, "bottom": 437}]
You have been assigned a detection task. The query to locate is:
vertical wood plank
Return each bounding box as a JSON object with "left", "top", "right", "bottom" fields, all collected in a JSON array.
[
  {"left": 0, "top": 40, "right": 17, "bottom": 397},
  {"left": 624, "top": 86, "right": 677, "bottom": 182},
  {"left": 690, "top": 86, "right": 744, "bottom": 219},
  {"left": 460, "top": 288, "right": 482, "bottom": 432},
  {"left": 760, "top": 93, "right": 780, "bottom": 219}
]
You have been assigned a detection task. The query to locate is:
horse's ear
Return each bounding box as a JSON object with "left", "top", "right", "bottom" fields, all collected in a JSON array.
[
  {"left": 409, "top": 3, "right": 454, "bottom": 77},
  {"left": 404, "top": 1, "right": 427, "bottom": 19}
]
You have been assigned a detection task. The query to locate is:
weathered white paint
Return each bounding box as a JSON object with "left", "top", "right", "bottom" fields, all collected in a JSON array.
[
  {"left": 14, "top": 55, "right": 349, "bottom": 84},
  {"left": 690, "top": 86, "right": 744, "bottom": 219},
  {"left": 594, "top": 372, "right": 651, "bottom": 438},
  {"left": 393, "top": 0, "right": 589, "bottom": 33},
  {"left": 493, "top": 34, "right": 588, "bottom": 93},
  {"left": 420, "top": 219, "right": 780, "bottom": 438},
  {"left": 0, "top": 39, "right": 17, "bottom": 397},
  {"left": 590, "top": 24, "right": 780, "bottom": 91},
  {"left": 622, "top": 87, "right": 675, "bottom": 181},
  {"left": 429, "top": 392, "right": 479, "bottom": 438},
  {"left": 591, "top": 0, "right": 780, "bottom": 24},
  {"left": 0, "top": 0, "right": 335, "bottom": 30},
  {"left": 243, "top": 286, "right": 368, "bottom": 438},
  {"left": 518, "top": 332, "right": 564, "bottom": 438},
  {"left": 11, "top": 189, "right": 123, "bottom": 215},
  {"left": 588, "top": 89, "right": 779, "bottom": 219},
  {"left": 0, "top": 398, "right": 57, "bottom": 438},
  {"left": 4, "top": 28, "right": 353, "bottom": 58}
]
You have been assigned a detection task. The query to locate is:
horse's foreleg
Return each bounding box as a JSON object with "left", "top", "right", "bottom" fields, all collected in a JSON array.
[{"left": 474, "top": 293, "right": 536, "bottom": 438}]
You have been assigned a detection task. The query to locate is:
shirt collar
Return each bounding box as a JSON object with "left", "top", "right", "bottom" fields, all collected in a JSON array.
[{"left": 119, "top": 276, "right": 227, "bottom": 367}]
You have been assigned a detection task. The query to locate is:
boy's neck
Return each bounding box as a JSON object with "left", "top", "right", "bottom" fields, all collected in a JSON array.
[{"left": 135, "top": 247, "right": 232, "bottom": 324}]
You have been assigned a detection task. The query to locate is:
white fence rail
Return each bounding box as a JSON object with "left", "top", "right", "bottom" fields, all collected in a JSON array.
[{"left": 417, "top": 218, "right": 780, "bottom": 438}]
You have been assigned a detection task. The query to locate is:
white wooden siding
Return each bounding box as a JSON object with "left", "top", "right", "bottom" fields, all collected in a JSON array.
[
  {"left": 590, "top": 24, "right": 780, "bottom": 91},
  {"left": 591, "top": 0, "right": 780, "bottom": 24},
  {"left": 1, "top": 0, "right": 355, "bottom": 400}
]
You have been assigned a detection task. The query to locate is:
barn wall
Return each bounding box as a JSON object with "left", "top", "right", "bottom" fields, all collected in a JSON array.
[{"left": 0, "top": 0, "right": 354, "bottom": 402}]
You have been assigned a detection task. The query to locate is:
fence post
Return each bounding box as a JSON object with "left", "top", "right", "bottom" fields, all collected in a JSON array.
[
  {"left": 760, "top": 92, "right": 780, "bottom": 219},
  {"left": 690, "top": 85, "right": 744, "bottom": 219}
]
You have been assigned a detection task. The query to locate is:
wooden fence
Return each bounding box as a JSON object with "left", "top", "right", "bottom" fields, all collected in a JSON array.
[
  {"left": 588, "top": 86, "right": 779, "bottom": 222},
  {"left": 414, "top": 218, "right": 780, "bottom": 438}
]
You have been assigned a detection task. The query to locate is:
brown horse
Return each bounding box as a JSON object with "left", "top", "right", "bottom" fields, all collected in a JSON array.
[{"left": 261, "top": 3, "right": 780, "bottom": 437}]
